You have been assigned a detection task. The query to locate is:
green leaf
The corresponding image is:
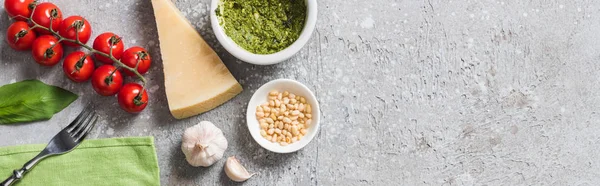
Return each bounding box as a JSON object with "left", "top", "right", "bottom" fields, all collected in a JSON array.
[{"left": 0, "top": 80, "right": 78, "bottom": 124}]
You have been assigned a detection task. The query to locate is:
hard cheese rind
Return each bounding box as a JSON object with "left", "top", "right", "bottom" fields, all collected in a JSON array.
[{"left": 151, "top": 0, "right": 243, "bottom": 119}]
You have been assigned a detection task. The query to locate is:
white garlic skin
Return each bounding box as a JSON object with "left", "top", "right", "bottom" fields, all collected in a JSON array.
[
  {"left": 225, "top": 156, "right": 255, "bottom": 182},
  {"left": 182, "top": 121, "right": 228, "bottom": 167}
]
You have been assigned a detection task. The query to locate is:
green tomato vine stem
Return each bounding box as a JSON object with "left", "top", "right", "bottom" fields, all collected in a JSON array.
[{"left": 21, "top": 4, "right": 147, "bottom": 87}]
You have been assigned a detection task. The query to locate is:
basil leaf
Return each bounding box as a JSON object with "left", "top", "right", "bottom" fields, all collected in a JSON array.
[{"left": 0, "top": 80, "right": 78, "bottom": 124}]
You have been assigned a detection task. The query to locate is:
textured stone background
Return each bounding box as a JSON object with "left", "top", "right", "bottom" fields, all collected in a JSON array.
[{"left": 2, "top": 0, "right": 600, "bottom": 185}]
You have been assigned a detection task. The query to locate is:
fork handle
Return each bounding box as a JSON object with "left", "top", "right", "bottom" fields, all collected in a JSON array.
[{"left": 1, "top": 154, "right": 45, "bottom": 186}]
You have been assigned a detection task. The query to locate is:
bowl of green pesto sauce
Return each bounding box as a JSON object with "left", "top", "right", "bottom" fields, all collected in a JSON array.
[{"left": 211, "top": 0, "right": 317, "bottom": 65}]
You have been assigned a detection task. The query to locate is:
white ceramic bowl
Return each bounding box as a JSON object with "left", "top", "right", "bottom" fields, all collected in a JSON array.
[
  {"left": 210, "top": 0, "right": 318, "bottom": 65},
  {"left": 246, "top": 79, "right": 320, "bottom": 153}
]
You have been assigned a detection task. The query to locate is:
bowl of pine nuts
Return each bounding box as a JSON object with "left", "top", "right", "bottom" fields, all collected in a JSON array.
[{"left": 247, "top": 79, "right": 320, "bottom": 153}]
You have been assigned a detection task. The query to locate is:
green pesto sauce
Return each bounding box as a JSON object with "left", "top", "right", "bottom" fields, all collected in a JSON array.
[{"left": 216, "top": 0, "right": 306, "bottom": 54}]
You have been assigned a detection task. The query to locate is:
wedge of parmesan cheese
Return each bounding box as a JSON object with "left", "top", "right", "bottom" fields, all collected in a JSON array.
[{"left": 151, "top": 0, "right": 242, "bottom": 119}]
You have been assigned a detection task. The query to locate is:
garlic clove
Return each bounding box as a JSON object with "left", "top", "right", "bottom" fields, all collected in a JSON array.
[{"left": 224, "top": 156, "right": 255, "bottom": 182}]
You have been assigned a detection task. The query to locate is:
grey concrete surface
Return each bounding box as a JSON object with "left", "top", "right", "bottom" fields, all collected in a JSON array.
[{"left": 1, "top": 0, "right": 599, "bottom": 185}]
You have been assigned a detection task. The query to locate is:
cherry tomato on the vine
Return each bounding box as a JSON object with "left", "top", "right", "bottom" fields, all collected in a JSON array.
[
  {"left": 121, "top": 46, "right": 151, "bottom": 76},
  {"left": 6, "top": 21, "right": 37, "bottom": 50},
  {"left": 93, "top": 32, "right": 124, "bottom": 64},
  {"left": 31, "top": 35, "right": 63, "bottom": 66},
  {"left": 31, "top": 2, "right": 63, "bottom": 35},
  {"left": 91, "top": 65, "right": 123, "bottom": 96},
  {"left": 118, "top": 83, "right": 148, "bottom": 113},
  {"left": 58, "top": 16, "right": 92, "bottom": 47},
  {"left": 4, "top": 0, "right": 35, "bottom": 21},
  {"left": 63, "top": 51, "right": 95, "bottom": 82}
]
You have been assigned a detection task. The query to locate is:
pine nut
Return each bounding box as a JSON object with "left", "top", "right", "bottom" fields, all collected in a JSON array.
[
  {"left": 260, "top": 130, "right": 267, "bottom": 137},
  {"left": 278, "top": 116, "right": 284, "bottom": 120},
  {"left": 270, "top": 114, "right": 277, "bottom": 121},
  {"left": 290, "top": 99, "right": 297, "bottom": 104},
  {"left": 275, "top": 99, "right": 281, "bottom": 107},
  {"left": 306, "top": 105, "right": 312, "bottom": 113},
  {"left": 261, "top": 102, "right": 269, "bottom": 107},
  {"left": 269, "top": 96, "right": 277, "bottom": 100},
  {"left": 268, "top": 123, "right": 274, "bottom": 128},
  {"left": 280, "top": 142, "right": 288, "bottom": 146},
  {"left": 280, "top": 104, "right": 287, "bottom": 112},
  {"left": 298, "top": 104, "right": 305, "bottom": 111},
  {"left": 299, "top": 113, "right": 305, "bottom": 118},
  {"left": 291, "top": 110, "right": 300, "bottom": 116},
  {"left": 269, "top": 90, "right": 279, "bottom": 96},
  {"left": 306, "top": 114, "right": 312, "bottom": 119},
  {"left": 300, "top": 129, "right": 307, "bottom": 135},
  {"left": 275, "top": 128, "right": 281, "bottom": 134},
  {"left": 278, "top": 93, "right": 283, "bottom": 100},
  {"left": 278, "top": 122, "right": 284, "bottom": 129},
  {"left": 292, "top": 121, "right": 299, "bottom": 125},
  {"left": 266, "top": 118, "right": 274, "bottom": 124},
  {"left": 284, "top": 124, "right": 290, "bottom": 130},
  {"left": 267, "top": 128, "right": 274, "bottom": 135},
  {"left": 292, "top": 137, "right": 298, "bottom": 143},
  {"left": 272, "top": 134, "right": 277, "bottom": 142},
  {"left": 260, "top": 122, "right": 268, "bottom": 129},
  {"left": 266, "top": 135, "right": 272, "bottom": 141},
  {"left": 283, "top": 91, "right": 289, "bottom": 96},
  {"left": 269, "top": 100, "right": 275, "bottom": 107},
  {"left": 283, "top": 97, "right": 290, "bottom": 104},
  {"left": 306, "top": 119, "right": 312, "bottom": 125},
  {"left": 289, "top": 93, "right": 296, "bottom": 99},
  {"left": 283, "top": 117, "right": 292, "bottom": 123},
  {"left": 300, "top": 97, "right": 306, "bottom": 104},
  {"left": 257, "top": 106, "right": 263, "bottom": 112},
  {"left": 289, "top": 116, "right": 298, "bottom": 120},
  {"left": 286, "top": 132, "right": 293, "bottom": 138},
  {"left": 256, "top": 112, "right": 264, "bottom": 118},
  {"left": 264, "top": 106, "right": 271, "bottom": 113}
]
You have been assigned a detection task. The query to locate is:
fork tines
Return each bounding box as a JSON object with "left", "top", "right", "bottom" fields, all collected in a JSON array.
[{"left": 66, "top": 107, "right": 98, "bottom": 142}]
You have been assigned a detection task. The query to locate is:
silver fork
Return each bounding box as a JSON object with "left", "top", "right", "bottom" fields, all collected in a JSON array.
[{"left": 1, "top": 108, "right": 98, "bottom": 186}]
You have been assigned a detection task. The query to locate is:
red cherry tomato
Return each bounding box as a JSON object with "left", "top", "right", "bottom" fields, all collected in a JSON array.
[
  {"left": 93, "top": 32, "right": 124, "bottom": 64},
  {"left": 6, "top": 21, "right": 37, "bottom": 50},
  {"left": 62, "top": 51, "right": 95, "bottom": 82},
  {"left": 91, "top": 65, "right": 123, "bottom": 96},
  {"left": 4, "top": 0, "right": 35, "bottom": 21},
  {"left": 31, "top": 35, "right": 63, "bottom": 66},
  {"left": 58, "top": 16, "right": 92, "bottom": 47},
  {"left": 118, "top": 83, "right": 148, "bottom": 113},
  {"left": 31, "top": 2, "right": 62, "bottom": 35},
  {"left": 121, "top": 46, "right": 151, "bottom": 76}
]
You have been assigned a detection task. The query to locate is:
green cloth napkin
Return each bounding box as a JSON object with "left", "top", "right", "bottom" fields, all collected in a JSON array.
[{"left": 0, "top": 137, "right": 160, "bottom": 186}]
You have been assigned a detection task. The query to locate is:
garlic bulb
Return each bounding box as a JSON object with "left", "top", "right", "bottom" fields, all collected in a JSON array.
[
  {"left": 225, "top": 156, "right": 255, "bottom": 182},
  {"left": 181, "top": 121, "right": 228, "bottom": 167}
]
